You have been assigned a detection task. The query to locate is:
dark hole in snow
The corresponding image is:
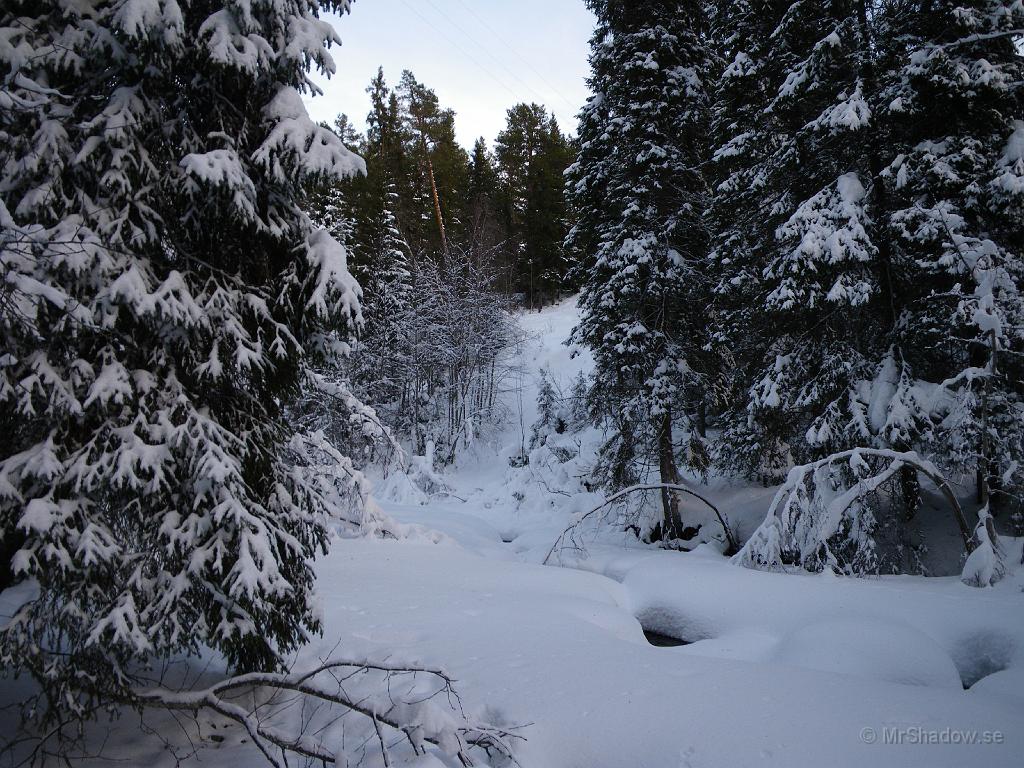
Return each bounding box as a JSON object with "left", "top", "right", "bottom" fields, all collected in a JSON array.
[
  {"left": 636, "top": 607, "right": 710, "bottom": 648},
  {"left": 951, "top": 630, "right": 1015, "bottom": 689},
  {"left": 643, "top": 629, "right": 691, "bottom": 647}
]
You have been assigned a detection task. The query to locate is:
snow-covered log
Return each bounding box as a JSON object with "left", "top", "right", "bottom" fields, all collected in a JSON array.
[{"left": 734, "top": 449, "right": 975, "bottom": 576}]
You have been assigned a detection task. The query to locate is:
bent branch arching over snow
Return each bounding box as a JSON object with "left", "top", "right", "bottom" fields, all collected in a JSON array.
[
  {"left": 543, "top": 482, "right": 739, "bottom": 565},
  {"left": 734, "top": 448, "right": 978, "bottom": 578}
]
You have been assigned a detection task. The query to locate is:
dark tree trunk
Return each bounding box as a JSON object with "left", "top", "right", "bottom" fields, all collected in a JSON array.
[
  {"left": 901, "top": 465, "right": 921, "bottom": 521},
  {"left": 977, "top": 328, "right": 999, "bottom": 509},
  {"left": 658, "top": 409, "right": 684, "bottom": 540},
  {"left": 0, "top": 529, "right": 26, "bottom": 592}
]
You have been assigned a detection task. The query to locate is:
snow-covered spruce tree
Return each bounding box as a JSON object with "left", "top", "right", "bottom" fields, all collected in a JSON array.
[
  {"left": 710, "top": 0, "right": 1024, "bottom": 571},
  {"left": 311, "top": 171, "right": 358, "bottom": 275},
  {"left": 567, "top": 0, "right": 715, "bottom": 541},
  {"left": 707, "top": 0, "right": 808, "bottom": 484},
  {"left": 880, "top": 0, "right": 1024, "bottom": 517},
  {"left": 530, "top": 368, "right": 569, "bottom": 449},
  {"left": 0, "top": 0, "right": 365, "bottom": 729},
  {"left": 358, "top": 181, "right": 413, "bottom": 329},
  {"left": 347, "top": 179, "right": 415, "bottom": 457},
  {"left": 709, "top": 1, "right": 914, "bottom": 488}
]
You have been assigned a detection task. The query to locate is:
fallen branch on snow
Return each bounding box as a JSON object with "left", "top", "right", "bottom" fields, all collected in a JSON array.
[{"left": 132, "top": 657, "right": 524, "bottom": 768}]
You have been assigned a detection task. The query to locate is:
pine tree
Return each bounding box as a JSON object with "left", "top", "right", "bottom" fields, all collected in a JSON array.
[
  {"left": 467, "top": 138, "right": 507, "bottom": 266},
  {"left": 397, "top": 71, "right": 471, "bottom": 257},
  {"left": 496, "top": 104, "right": 573, "bottom": 309},
  {"left": 568, "top": 0, "right": 715, "bottom": 539},
  {"left": 0, "top": 0, "right": 365, "bottom": 722}
]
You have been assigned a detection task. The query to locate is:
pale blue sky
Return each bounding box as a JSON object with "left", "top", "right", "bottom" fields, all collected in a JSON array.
[{"left": 305, "top": 0, "right": 595, "bottom": 147}]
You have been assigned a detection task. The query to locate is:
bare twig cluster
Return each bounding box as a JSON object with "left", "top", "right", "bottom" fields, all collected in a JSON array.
[{"left": 5, "top": 655, "right": 524, "bottom": 768}]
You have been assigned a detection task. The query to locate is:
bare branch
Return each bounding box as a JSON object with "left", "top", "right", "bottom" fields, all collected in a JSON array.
[
  {"left": 543, "top": 482, "right": 738, "bottom": 564},
  {"left": 130, "top": 659, "right": 525, "bottom": 768}
]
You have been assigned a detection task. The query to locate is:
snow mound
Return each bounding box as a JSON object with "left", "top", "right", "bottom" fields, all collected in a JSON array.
[
  {"left": 969, "top": 667, "right": 1024, "bottom": 708},
  {"left": 374, "top": 470, "right": 429, "bottom": 506},
  {"left": 772, "top": 616, "right": 962, "bottom": 689}
]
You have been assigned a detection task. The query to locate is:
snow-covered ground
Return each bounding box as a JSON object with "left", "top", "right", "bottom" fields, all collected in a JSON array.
[{"left": 3, "top": 297, "right": 1023, "bottom": 767}]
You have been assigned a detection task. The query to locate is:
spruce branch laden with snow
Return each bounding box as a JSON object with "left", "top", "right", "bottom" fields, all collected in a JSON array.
[
  {"left": 0, "top": 0, "right": 359, "bottom": 700},
  {"left": 734, "top": 448, "right": 981, "bottom": 578}
]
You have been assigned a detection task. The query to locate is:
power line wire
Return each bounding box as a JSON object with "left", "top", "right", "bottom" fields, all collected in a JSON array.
[
  {"left": 394, "top": 0, "right": 524, "bottom": 107},
  {"left": 421, "top": 0, "right": 563, "bottom": 111},
  {"left": 448, "top": 0, "right": 584, "bottom": 114}
]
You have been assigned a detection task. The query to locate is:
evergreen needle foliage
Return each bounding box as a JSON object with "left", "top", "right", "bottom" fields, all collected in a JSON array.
[{"left": 0, "top": 0, "right": 366, "bottom": 725}]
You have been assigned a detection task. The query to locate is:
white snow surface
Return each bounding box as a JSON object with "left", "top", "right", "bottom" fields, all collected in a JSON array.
[{"left": 3, "top": 297, "right": 1023, "bottom": 767}]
